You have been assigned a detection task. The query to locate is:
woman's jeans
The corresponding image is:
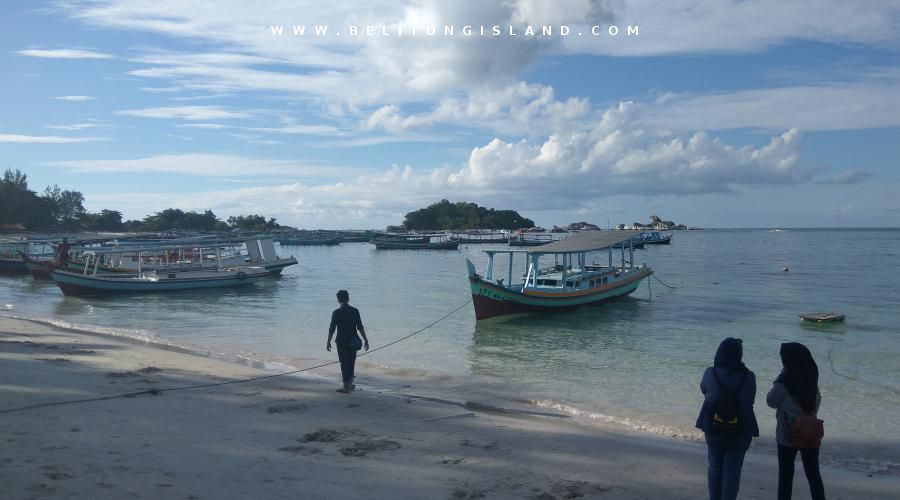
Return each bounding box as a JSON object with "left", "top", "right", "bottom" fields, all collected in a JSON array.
[
  {"left": 777, "top": 444, "right": 825, "bottom": 500},
  {"left": 705, "top": 432, "right": 752, "bottom": 500}
]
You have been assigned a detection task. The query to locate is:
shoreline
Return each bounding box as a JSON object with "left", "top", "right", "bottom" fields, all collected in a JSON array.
[{"left": 2, "top": 314, "right": 899, "bottom": 499}]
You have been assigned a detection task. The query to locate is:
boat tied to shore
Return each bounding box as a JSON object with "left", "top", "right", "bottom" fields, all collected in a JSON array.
[
  {"left": 466, "top": 230, "right": 652, "bottom": 320},
  {"left": 49, "top": 245, "right": 271, "bottom": 296}
]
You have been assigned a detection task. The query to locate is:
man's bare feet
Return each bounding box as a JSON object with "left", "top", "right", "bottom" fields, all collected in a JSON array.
[{"left": 336, "top": 387, "right": 351, "bottom": 393}]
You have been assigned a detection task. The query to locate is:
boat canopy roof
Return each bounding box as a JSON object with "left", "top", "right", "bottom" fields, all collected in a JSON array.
[
  {"left": 81, "top": 239, "right": 265, "bottom": 255},
  {"left": 516, "top": 230, "right": 643, "bottom": 254}
]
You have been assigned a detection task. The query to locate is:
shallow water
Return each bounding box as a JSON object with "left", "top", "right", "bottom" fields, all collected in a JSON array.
[{"left": 2, "top": 228, "right": 899, "bottom": 473}]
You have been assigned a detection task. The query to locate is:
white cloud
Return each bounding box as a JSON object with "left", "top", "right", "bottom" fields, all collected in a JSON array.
[
  {"left": 74, "top": 101, "right": 809, "bottom": 225},
  {"left": 364, "top": 82, "right": 590, "bottom": 135},
  {"left": 815, "top": 169, "right": 872, "bottom": 185},
  {"left": 0, "top": 134, "right": 108, "bottom": 144},
  {"left": 644, "top": 83, "right": 900, "bottom": 132},
  {"left": 46, "top": 123, "right": 109, "bottom": 131},
  {"left": 244, "top": 124, "right": 341, "bottom": 135},
  {"left": 16, "top": 48, "right": 112, "bottom": 59},
  {"left": 116, "top": 105, "right": 252, "bottom": 120},
  {"left": 43, "top": 153, "right": 354, "bottom": 177},
  {"left": 53, "top": 95, "right": 96, "bottom": 101}
]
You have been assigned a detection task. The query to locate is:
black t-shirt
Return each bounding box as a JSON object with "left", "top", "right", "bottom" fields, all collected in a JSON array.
[{"left": 329, "top": 303, "right": 364, "bottom": 347}]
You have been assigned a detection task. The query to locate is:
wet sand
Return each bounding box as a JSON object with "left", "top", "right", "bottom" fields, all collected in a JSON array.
[{"left": 1, "top": 315, "right": 898, "bottom": 499}]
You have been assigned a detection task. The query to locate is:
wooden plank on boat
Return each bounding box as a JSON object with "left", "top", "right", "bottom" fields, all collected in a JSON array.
[{"left": 799, "top": 312, "right": 845, "bottom": 323}]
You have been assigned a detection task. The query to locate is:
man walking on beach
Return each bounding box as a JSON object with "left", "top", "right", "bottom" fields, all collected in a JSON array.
[{"left": 327, "top": 290, "right": 369, "bottom": 393}]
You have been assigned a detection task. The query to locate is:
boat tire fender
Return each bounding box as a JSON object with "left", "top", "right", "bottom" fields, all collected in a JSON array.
[{"left": 237, "top": 271, "right": 247, "bottom": 280}]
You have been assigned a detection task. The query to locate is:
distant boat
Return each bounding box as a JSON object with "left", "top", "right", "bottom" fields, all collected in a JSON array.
[
  {"left": 769, "top": 228, "right": 788, "bottom": 232},
  {"left": 450, "top": 231, "right": 509, "bottom": 244},
  {"left": 800, "top": 312, "right": 845, "bottom": 323},
  {"left": 276, "top": 231, "right": 341, "bottom": 246},
  {"left": 508, "top": 232, "right": 555, "bottom": 247},
  {"left": 372, "top": 233, "right": 459, "bottom": 250},
  {"left": 638, "top": 231, "right": 672, "bottom": 245},
  {"left": 467, "top": 230, "right": 652, "bottom": 320}
]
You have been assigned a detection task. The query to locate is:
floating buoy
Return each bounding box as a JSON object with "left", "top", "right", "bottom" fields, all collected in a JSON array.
[
  {"left": 800, "top": 312, "right": 845, "bottom": 323},
  {"left": 783, "top": 264, "right": 789, "bottom": 273}
]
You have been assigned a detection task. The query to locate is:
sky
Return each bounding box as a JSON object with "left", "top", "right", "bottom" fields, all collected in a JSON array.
[{"left": 1, "top": 0, "right": 899, "bottom": 229}]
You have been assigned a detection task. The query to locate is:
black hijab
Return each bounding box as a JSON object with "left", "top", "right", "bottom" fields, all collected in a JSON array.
[
  {"left": 775, "top": 342, "right": 819, "bottom": 413},
  {"left": 714, "top": 337, "right": 746, "bottom": 371}
]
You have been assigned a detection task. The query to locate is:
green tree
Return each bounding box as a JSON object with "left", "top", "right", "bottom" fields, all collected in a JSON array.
[
  {"left": 82, "top": 209, "right": 123, "bottom": 231},
  {"left": 0, "top": 169, "right": 55, "bottom": 229}
]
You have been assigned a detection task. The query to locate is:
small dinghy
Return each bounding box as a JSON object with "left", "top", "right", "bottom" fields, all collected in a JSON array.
[{"left": 799, "top": 312, "right": 846, "bottom": 323}]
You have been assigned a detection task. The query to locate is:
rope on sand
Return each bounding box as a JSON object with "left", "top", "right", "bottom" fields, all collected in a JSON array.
[{"left": 0, "top": 299, "right": 473, "bottom": 416}]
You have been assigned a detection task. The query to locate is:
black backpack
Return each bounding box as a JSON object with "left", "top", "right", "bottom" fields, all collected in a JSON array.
[{"left": 710, "top": 369, "right": 747, "bottom": 434}]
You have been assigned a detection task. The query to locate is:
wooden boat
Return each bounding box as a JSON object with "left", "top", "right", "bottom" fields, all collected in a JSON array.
[
  {"left": 49, "top": 249, "right": 269, "bottom": 296},
  {"left": 372, "top": 233, "right": 459, "bottom": 250},
  {"left": 638, "top": 231, "right": 672, "bottom": 245},
  {"left": 242, "top": 238, "right": 297, "bottom": 274},
  {"left": 799, "top": 312, "right": 845, "bottom": 323},
  {"left": 450, "top": 231, "right": 509, "bottom": 244},
  {"left": 50, "top": 267, "right": 268, "bottom": 296},
  {"left": 276, "top": 237, "right": 340, "bottom": 246},
  {"left": 276, "top": 230, "right": 341, "bottom": 246},
  {"left": 1, "top": 240, "right": 58, "bottom": 275},
  {"left": 508, "top": 232, "right": 555, "bottom": 247},
  {"left": 467, "top": 230, "right": 651, "bottom": 320},
  {"left": 82, "top": 238, "right": 296, "bottom": 276},
  {"left": 0, "top": 257, "right": 28, "bottom": 274}
]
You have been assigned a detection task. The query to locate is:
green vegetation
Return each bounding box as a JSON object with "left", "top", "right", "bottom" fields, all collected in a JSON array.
[
  {"left": 0, "top": 168, "right": 284, "bottom": 233},
  {"left": 403, "top": 200, "right": 534, "bottom": 230}
]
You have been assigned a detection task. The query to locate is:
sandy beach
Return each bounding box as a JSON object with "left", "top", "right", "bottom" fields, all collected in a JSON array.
[{"left": 1, "top": 315, "right": 897, "bottom": 500}]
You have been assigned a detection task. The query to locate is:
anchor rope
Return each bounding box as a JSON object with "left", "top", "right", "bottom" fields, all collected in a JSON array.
[
  {"left": 653, "top": 273, "right": 678, "bottom": 289},
  {"left": 0, "top": 299, "right": 473, "bottom": 416}
]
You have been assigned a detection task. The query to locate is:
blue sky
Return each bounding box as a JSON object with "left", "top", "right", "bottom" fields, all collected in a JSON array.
[{"left": 1, "top": 1, "right": 899, "bottom": 228}]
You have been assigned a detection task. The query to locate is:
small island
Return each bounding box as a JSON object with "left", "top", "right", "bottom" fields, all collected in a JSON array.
[{"left": 402, "top": 200, "right": 535, "bottom": 230}]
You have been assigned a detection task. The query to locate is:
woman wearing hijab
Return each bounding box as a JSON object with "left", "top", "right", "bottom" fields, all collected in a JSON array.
[
  {"left": 767, "top": 342, "right": 825, "bottom": 500},
  {"left": 696, "top": 338, "right": 759, "bottom": 500}
]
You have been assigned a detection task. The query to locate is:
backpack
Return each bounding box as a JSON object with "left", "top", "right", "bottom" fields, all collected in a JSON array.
[{"left": 709, "top": 369, "right": 747, "bottom": 434}]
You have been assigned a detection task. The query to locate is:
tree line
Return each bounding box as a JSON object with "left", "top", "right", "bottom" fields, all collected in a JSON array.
[{"left": 0, "top": 169, "right": 282, "bottom": 232}]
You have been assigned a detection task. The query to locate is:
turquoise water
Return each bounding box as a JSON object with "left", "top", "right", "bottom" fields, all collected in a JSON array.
[{"left": 2, "top": 229, "right": 899, "bottom": 473}]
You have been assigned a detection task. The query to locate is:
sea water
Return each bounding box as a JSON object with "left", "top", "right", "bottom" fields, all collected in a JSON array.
[{"left": 2, "top": 228, "right": 899, "bottom": 474}]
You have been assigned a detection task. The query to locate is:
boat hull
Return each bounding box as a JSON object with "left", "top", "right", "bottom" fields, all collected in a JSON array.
[
  {"left": 50, "top": 269, "right": 266, "bottom": 296},
  {"left": 469, "top": 267, "right": 651, "bottom": 320},
  {"left": 0, "top": 258, "right": 29, "bottom": 274},
  {"left": 25, "top": 261, "right": 54, "bottom": 279}
]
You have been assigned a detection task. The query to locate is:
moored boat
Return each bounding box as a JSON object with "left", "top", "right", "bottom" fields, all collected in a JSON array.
[
  {"left": 467, "top": 230, "right": 652, "bottom": 320},
  {"left": 508, "top": 232, "right": 555, "bottom": 247},
  {"left": 372, "top": 233, "right": 459, "bottom": 250},
  {"left": 450, "top": 231, "right": 510, "bottom": 244},
  {"left": 50, "top": 267, "right": 268, "bottom": 296},
  {"left": 638, "top": 231, "right": 672, "bottom": 245}
]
